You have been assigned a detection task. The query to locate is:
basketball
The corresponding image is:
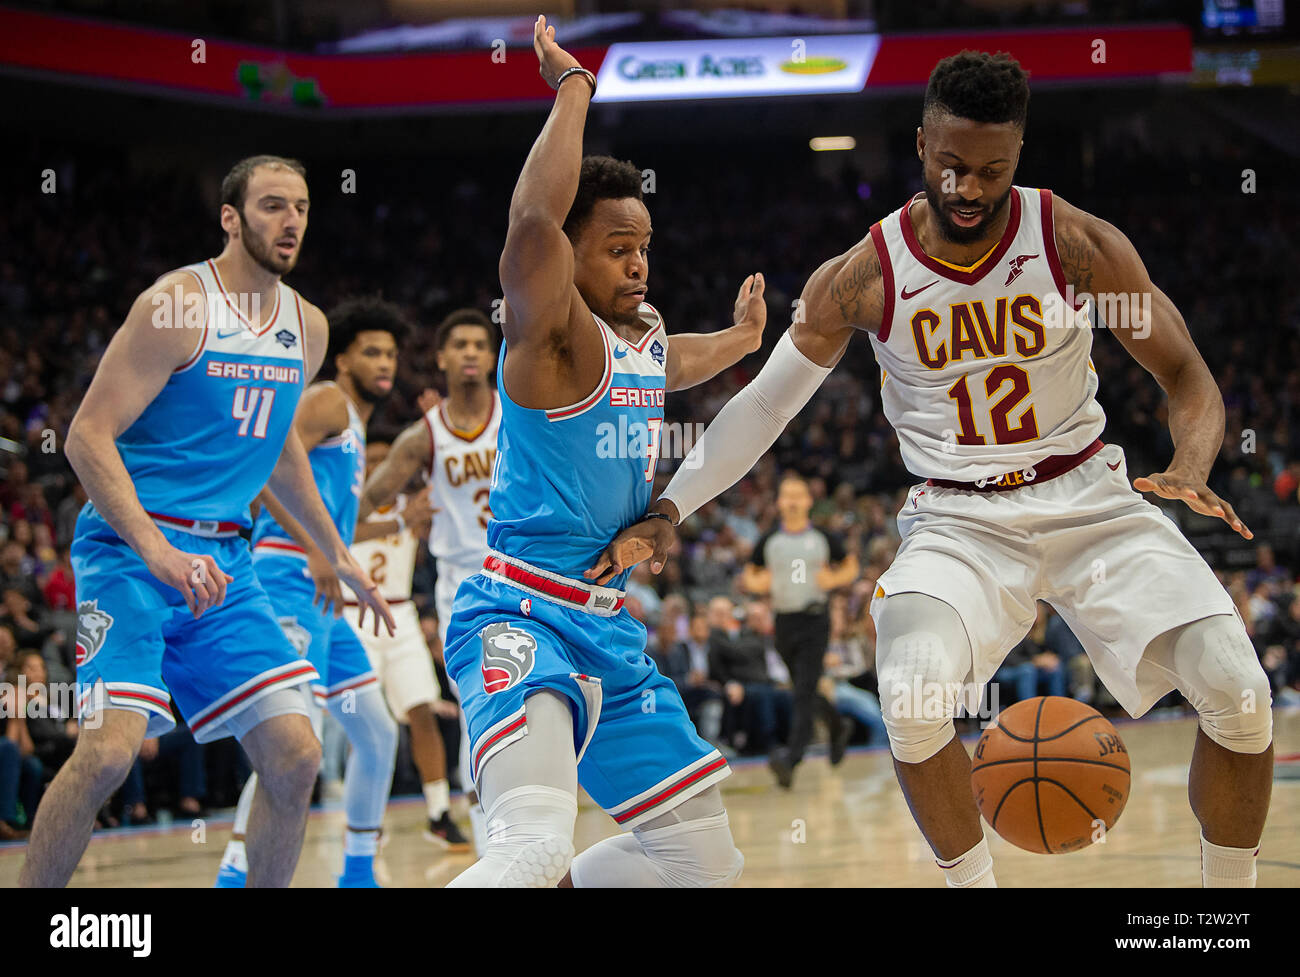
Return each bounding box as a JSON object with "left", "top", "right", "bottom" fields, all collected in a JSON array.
[{"left": 971, "top": 697, "right": 1130, "bottom": 855}]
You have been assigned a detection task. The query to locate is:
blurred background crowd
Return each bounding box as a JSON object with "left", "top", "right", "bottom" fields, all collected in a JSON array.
[{"left": 2, "top": 62, "right": 1299, "bottom": 837}]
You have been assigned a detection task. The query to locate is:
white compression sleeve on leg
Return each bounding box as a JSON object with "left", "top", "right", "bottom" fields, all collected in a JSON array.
[
  {"left": 329, "top": 685, "right": 398, "bottom": 835},
  {"left": 660, "top": 330, "right": 832, "bottom": 521}
]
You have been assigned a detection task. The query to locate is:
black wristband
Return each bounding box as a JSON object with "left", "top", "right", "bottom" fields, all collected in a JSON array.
[
  {"left": 555, "top": 66, "right": 596, "bottom": 96},
  {"left": 644, "top": 510, "right": 675, "bottom": 527}
]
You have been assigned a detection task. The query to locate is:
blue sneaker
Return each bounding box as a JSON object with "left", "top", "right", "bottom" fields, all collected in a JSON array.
[
  {"left": 214, "top": 863, "right": 247, "bottom": 888},
  {"left": 337, "top": 854, "right": 380, "bottom": 888}
]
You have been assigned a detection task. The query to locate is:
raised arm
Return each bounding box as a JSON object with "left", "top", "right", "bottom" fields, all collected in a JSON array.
[
  {"left": 65, "top": 271, "right": 233, "bottom": 617},
  {"left": 1053, "top": 195, "right": 1250, "bottom": 539},
  {"left": 498, "top": 16, "right": 592, "bottom": 349}
]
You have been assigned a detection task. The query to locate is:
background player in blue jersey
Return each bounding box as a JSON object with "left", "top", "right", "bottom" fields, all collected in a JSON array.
[
  {"left": 18, "top": 156, "right": 394, "bottom": 888},
  {"left": 215, "top": 297, "right": 409, "bottom": 888},
  {"left": 442, "top": 18, "right": 767, "bottom": 888}
]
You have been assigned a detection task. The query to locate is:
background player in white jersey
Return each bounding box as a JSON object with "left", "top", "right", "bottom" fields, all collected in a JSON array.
[
  {"left": 347, "top": 438, "right": 470, "bottom": 850},
  {"left": 359, "top": 307, "right": 497, "bottom": 852},
  {"left": 20, "top": 157, "right": 392, "bottom": 888},
  {"left": 215, "top": 297, "right": 409, "bottom": 888},
  {"left": 600, "top": 52, "right": 1275, "bottom": 889}
]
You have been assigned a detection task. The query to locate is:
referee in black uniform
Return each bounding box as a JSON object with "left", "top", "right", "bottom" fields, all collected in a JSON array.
[{"left": 742, "top": 473, "right": 859, "bottom": 788}]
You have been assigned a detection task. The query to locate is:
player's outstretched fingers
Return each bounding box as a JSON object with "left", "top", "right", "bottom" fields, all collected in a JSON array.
[
  {"left": 1132, "top": 473, "right": 1175, "bottom": 499},
  {"left": 1206, "top": 491, "right": 1253, "bottom": 539},
  {"left": 187, "top": 556, "right": 220, "bottom": 617}
]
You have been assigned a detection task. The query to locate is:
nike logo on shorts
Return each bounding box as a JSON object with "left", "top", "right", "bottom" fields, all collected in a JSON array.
[{"left": 1107, "top": 461, "right": 1121, "bottom": 471}]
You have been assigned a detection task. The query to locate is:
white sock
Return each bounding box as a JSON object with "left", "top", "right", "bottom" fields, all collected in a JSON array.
[
  {"left": 345, "top": 827, "right": 381, "bottom": 858},
  {"left": 423, "top": 779, "right": 450, "bottom": 820},
  {"left": 1201, "top": 831, "right": 1258, "bottom": 888},
  {"left": 219, "top": 839, "right": 247, "bottom": 873},
  {"left": 937, "top": 837, "right": 997, "bottom": 888}
]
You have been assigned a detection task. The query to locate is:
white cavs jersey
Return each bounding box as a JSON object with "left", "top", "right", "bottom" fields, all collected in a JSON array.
[
  {"left": 867, "top": 186, "right": 1106, "bottom": 481},
  {"left": 424, "top": 391, "right": 500, "bottom": 570},
  {"left": 350, "top": 500, "right": 418, "bottom": 603}
]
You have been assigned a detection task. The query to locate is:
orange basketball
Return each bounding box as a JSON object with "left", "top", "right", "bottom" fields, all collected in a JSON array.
[{"left": 971, "top": 696, "right": 1130, "bottom": 854}]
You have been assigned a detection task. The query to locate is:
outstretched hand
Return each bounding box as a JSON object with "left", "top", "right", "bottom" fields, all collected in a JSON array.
[
  {"left": 732, "top": 273, "right": 767, "bottom": 353},
  {"left": 534, "top": 14, "right": 583, "bottom": 89},
  {"left": 1133, "top": 468, "right": 1252, "bottom": 539}
]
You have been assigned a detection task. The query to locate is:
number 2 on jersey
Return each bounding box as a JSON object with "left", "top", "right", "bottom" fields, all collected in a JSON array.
[
  {"left": 232, "top": 386, "right": 275, "bottom": 439},
  {"left": 947, "top": 365, "right": 1039, "bottom": 445}
]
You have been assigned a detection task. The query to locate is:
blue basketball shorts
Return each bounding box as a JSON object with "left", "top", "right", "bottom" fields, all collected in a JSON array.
[
  {"left": 71, "top": 504, "right": 318, "bottom": 743},
  {"left": 251, "top": 551, "right": 379, "bottom": 709},
  {"left": 444, "top": 550, "right": 730, "bottom": 829}
]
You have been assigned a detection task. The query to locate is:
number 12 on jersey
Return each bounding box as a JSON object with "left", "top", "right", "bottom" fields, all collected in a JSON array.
[
  {"left": 946, "top": 365, "right": 1039, "bottom": 446},
  {"left": 232, "top": 386, "right": 276, "bottom": 439}
]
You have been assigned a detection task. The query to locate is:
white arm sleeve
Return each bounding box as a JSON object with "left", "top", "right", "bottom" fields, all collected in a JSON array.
[{"left": 660, "top": 330, "right": 833, "bottom": 521}]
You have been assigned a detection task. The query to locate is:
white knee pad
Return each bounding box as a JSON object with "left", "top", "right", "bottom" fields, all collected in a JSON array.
[
  {"left": 451, "top": 785, "right": 577, "bottom": 888},
  {"left": 1169, "top": 615, "right": 1273, "bottom": 754},
  {"left": 631, "top": 811, "right": 745, "bottom": 888},
  {"left": 875, "top": 594, "right": 974, "bottom": 764}
]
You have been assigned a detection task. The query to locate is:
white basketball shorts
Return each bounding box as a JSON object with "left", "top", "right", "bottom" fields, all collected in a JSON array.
[
  {"left": 344, "top": 599, "right": 440, "bottom": 723},
  {"left": 870, "top": 442, "right": 1239, "bottom": 717}
]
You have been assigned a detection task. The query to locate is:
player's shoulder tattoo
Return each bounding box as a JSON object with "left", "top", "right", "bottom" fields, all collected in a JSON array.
[
  {"left": 1053, "top": 198, "right": 1099, "bottom": 296},
  {"left": 827, "top": 236, "right": 885, "bottom": 331}
]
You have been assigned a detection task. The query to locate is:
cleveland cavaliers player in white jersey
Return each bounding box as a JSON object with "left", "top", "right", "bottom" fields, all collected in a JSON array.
[
  {"left": 601, "top": 52, "right": 1275, "bottom": 888},
  {"left": 359, "top": 307, "right": 498, "bottom": 850}
]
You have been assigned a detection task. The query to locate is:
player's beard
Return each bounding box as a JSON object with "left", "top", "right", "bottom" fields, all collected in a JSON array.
[
  {"left": 921, "top": 179, "right": 1012, "bottom": 246},
  {"left": 238, "top": 212, "right": 297, "bottom": 276}
]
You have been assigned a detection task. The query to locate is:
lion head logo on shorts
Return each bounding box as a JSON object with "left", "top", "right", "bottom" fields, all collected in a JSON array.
[
  {"left": 76, "top": 600, "right": 114, "bottom": 667},
  {"left": 277, "top": 617, "right": 312, "bottom": 657},
  {"left": 480, "top": 622, "right": 537, "bottom": 695}
]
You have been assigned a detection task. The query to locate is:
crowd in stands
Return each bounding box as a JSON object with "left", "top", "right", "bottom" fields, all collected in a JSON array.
[{"left": 2, "top": 99, "right": 1299, "bottom": 837}]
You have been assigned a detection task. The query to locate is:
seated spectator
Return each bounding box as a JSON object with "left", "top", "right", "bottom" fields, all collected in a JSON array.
[
  {"left": 1, "top": 669, "right": 43, "bottom": 839},
  {"left": 820, "top": 593, "right": 887, "bottom": 747},
  {"left": 16, "top": 651, "right": 78, "bottom": 771},
  {"left": 40, "top": 543, "right": 75, "bottom": 613},
  {"left": 706, "top": 597, "right": 792, "bottom": 754},
  {"left": 664, "top": 611, "right": 726, "bottom": 749},
  {"left": 1, "top": 587, "right": 51, "bottom": 650},
  {"left": 991, "top": 603, "right": 1067, "bottom": 707},
  {"left": 1246, "top": 543, "right": 1292, "bottom": 593}
]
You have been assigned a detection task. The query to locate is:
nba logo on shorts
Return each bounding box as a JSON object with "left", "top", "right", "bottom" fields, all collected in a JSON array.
[
  {"left": 480, "top": 622, "right": 537, "bottom": 694},
  {"left": 75, "top": 599, "right": 114, "bottom": 667},
  {"left": 519, "top": 597, "right": 532, "bottom": 616}
]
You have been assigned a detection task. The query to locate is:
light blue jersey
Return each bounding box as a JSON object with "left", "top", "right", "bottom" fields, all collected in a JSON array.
[
  {"left": 251, "top": 385, "right": 366, "bottom": 553},
  {"left": 444, "top": 303, "right": 732, "bottom": 826},
  {"left": 118, "top": 259, "right": 308, "bottom": 525},
  {"left": 250, "top": 387, "right": 374, "bottom": 701},
  {"left": 487, "top": 303, "right": 668, "bottom": 585},
  {"left": 73, "top": 259, "right": 318, "bottom": 743}
]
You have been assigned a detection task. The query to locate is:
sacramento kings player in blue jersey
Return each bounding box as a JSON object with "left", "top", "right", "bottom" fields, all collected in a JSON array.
[
  {"left": 443, "top": 18, "right": 766, "bottom": 888},
  {"left": 18, "top": 157, "right": 393, "bottom": 889},
  {"left": 215, "top": 297, "right": 409, "bottom": 888}
]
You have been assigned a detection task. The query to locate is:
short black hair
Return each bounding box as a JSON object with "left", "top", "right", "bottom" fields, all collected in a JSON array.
[
  {"left": 923, "top": 51, "right": 1029, "bottom": 129},
  {"left": 326, "top": 296, "right": 410, "bottom": 365},
  {"left": 562, "top": 155, "right": 644, "bottom": 241},
  {"left": 220, "top": 155, "right": 308, "bottom": 213},
  {"left": 434, "top": 308, "right": 495, "bottom": 352}
]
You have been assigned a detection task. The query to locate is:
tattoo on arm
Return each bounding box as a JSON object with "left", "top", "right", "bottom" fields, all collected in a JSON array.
[
  {"left": 1058, "top": 224, "right": 1097, "bottom": 295},
  {"left": 828, "top": 245, "right": 883, "bottom": 330}
]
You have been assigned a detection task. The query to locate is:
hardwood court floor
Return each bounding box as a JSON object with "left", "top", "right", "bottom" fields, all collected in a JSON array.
[{"left": 3, "top": 708, "right": 1297, "bottom": 888}]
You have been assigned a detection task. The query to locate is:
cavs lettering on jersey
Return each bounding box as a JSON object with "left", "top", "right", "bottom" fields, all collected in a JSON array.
[
  {"left": 488, "top": 302, "right": 667, "bottom": 585},
  {"left": 867, "top": 187, "right": 1106, "bottom": 481},
  {"left": 117, "top": 260, "right": 307, "bottom": 524},
  {"left": 425, "top": 391, "right": 501, "bottom": 568},
  {"left": 251, "top": 388, "right": 366, "bottom": 554},
  {"left": 351, "top": 500, "right": 418, "bottom": 603}
]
